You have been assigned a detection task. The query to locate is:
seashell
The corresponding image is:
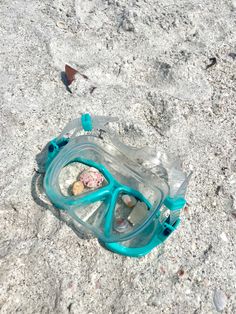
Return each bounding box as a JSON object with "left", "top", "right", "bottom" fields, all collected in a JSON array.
[
  {"left": 79, "top": 167, "right": 104, "bottom": 188},
  {"left": 128, "top": 201, "right": 148, "bottom": 225},
  {"left": 121, "top": 194, "right": 137, "bottom": 208},
  {"left": 114, "top": 218, "right": 130, "bottom": 233},
  {"left": 213, "top": 289, "right": 227, "bottom": 312},
  {"left": 56, "top": 21, "right": 67, "bottom": 29},
  {"left": 72, "top": 181, "right": 84, "bottom": 196},
  {"left": 65, "top": 64, "right": 78, "bottom": 85}
]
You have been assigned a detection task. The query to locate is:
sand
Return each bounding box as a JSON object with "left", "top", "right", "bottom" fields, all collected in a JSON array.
[{"left": 0, "top": 0, "right": 236, "bottom": 313}]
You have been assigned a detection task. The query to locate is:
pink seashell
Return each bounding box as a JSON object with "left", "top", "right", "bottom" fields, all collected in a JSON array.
[{"left": 79, "top": 167, "right": 104, "bottom": 188}]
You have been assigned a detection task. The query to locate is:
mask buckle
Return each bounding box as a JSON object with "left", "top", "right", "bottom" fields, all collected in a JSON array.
[{"left": 46, "top": 137, "right": 69, "bottom": 169}]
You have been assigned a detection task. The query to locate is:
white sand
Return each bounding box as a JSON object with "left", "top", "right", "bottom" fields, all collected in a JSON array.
[{"left": 0, "top": 0, "right": 236, "bottom": 313}]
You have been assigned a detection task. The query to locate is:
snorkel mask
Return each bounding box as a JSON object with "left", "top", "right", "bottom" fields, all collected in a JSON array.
[{"left": 43, "top": 113, "right": 191, "bottom": 257}]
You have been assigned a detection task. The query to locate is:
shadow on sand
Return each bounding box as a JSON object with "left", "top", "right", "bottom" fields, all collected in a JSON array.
[{"left": 31, "top": 142, "right": 91, "bottom": 240}]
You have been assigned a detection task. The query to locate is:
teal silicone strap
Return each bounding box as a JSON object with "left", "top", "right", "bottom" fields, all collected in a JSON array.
[
  {"left": 45, "top": 138, "right": 69, "bottom": 169},
  {"left": 164, "top": 196, "right": 186, "bottom": 210},
  {"left": 81, "top": 113, "right": 93, "bottom": 131}
]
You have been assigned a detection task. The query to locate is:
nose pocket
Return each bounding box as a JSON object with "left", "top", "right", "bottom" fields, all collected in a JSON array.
[{"left": 112, "top": 191, "right": 150, "bottom": 235}]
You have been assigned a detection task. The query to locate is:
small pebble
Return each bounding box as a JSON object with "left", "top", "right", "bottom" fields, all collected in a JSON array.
[
  {"left": 177, "top": 268, "right": 185, "bottom": 277},
  {"left": 122, "top": 18, "right": 134, "bottom": 32},
  {"left": 79, "top": 167, "right": 104, "bottom": 188},
  {"left": 213, "top": 289, "right": 227, "bottom": 312},
  {"left": 72, "top": 181, "right": 84, "bottom": 196},
  {"left": 121, "top": 194, "right": 137, "bottom": 208},
  {"left": 232, "top": 0, "right": 236, "bottom": 9},
  {"left": 229, "top": 52, "right": 236, "bottom": 60},
  {"left": 220, "top": 232, "right": 228, "bottom": 242}
]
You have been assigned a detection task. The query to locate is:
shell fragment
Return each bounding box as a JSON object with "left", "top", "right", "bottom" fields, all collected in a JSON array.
[{"left": 128, "top": 201, "right": 148, "bottom": 225}]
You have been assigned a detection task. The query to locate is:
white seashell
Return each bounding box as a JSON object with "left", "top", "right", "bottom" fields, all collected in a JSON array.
[
  {"left": 121, "top": 195, "right": 137, "bottom": 208},
  {"left": 232, "top": 0, "right": 236, "bottom": 10},
  {"left": 213, "top": 289, "right": 227, "bottom": 312},
  {"left": 128, "top": 201, "right": 148, "bottom": 225},
  {"left": 56, "top": 21, "right": 67, "bottom": 29},
  {"left": 220, "top": 232, "right": 228, "bottom": 242}
]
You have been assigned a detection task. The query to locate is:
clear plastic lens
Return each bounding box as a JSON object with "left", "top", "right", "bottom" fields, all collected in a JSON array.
[
  {"left": 58, "top": 161, "right": 108, "bottom": 197},
  {"left": 44, "top": 135, "right": 169, "bottom": 242},
  {"left": 43, "top": 115, "right": 191, "bottom": 253},
  {"left": 73, "top": 201, "right": 105, "bottom": 225},
  {"left": 118, "top": 220, "right": 157, "bottom": 248},
  {"left": 58, "top": 162, "right": 85, "bottom": 196}
]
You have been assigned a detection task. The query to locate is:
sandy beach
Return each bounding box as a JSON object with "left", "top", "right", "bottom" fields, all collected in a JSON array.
[{"left": 0, "top": 0, "right": 236, "bottom": 313}]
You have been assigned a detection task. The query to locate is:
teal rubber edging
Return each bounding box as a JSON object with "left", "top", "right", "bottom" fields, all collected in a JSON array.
[
  {"left": 164, "top": 196, "right": 186, "bottom": 210},
  {"left": 44, "top": 137, "right": 184, "bottom": 257},
  {"left": 81, "top": 113, "right": 93, "bottom": 131}
]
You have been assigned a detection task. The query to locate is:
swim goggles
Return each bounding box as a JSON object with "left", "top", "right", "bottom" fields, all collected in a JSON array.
[{"left": 43, "top": 113, "right": 190, "bottom": 257}]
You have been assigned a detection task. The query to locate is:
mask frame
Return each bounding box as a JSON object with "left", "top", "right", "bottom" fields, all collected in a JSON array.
[{"left": 43, "top": 113, "right": 188, "bottom": 257}]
